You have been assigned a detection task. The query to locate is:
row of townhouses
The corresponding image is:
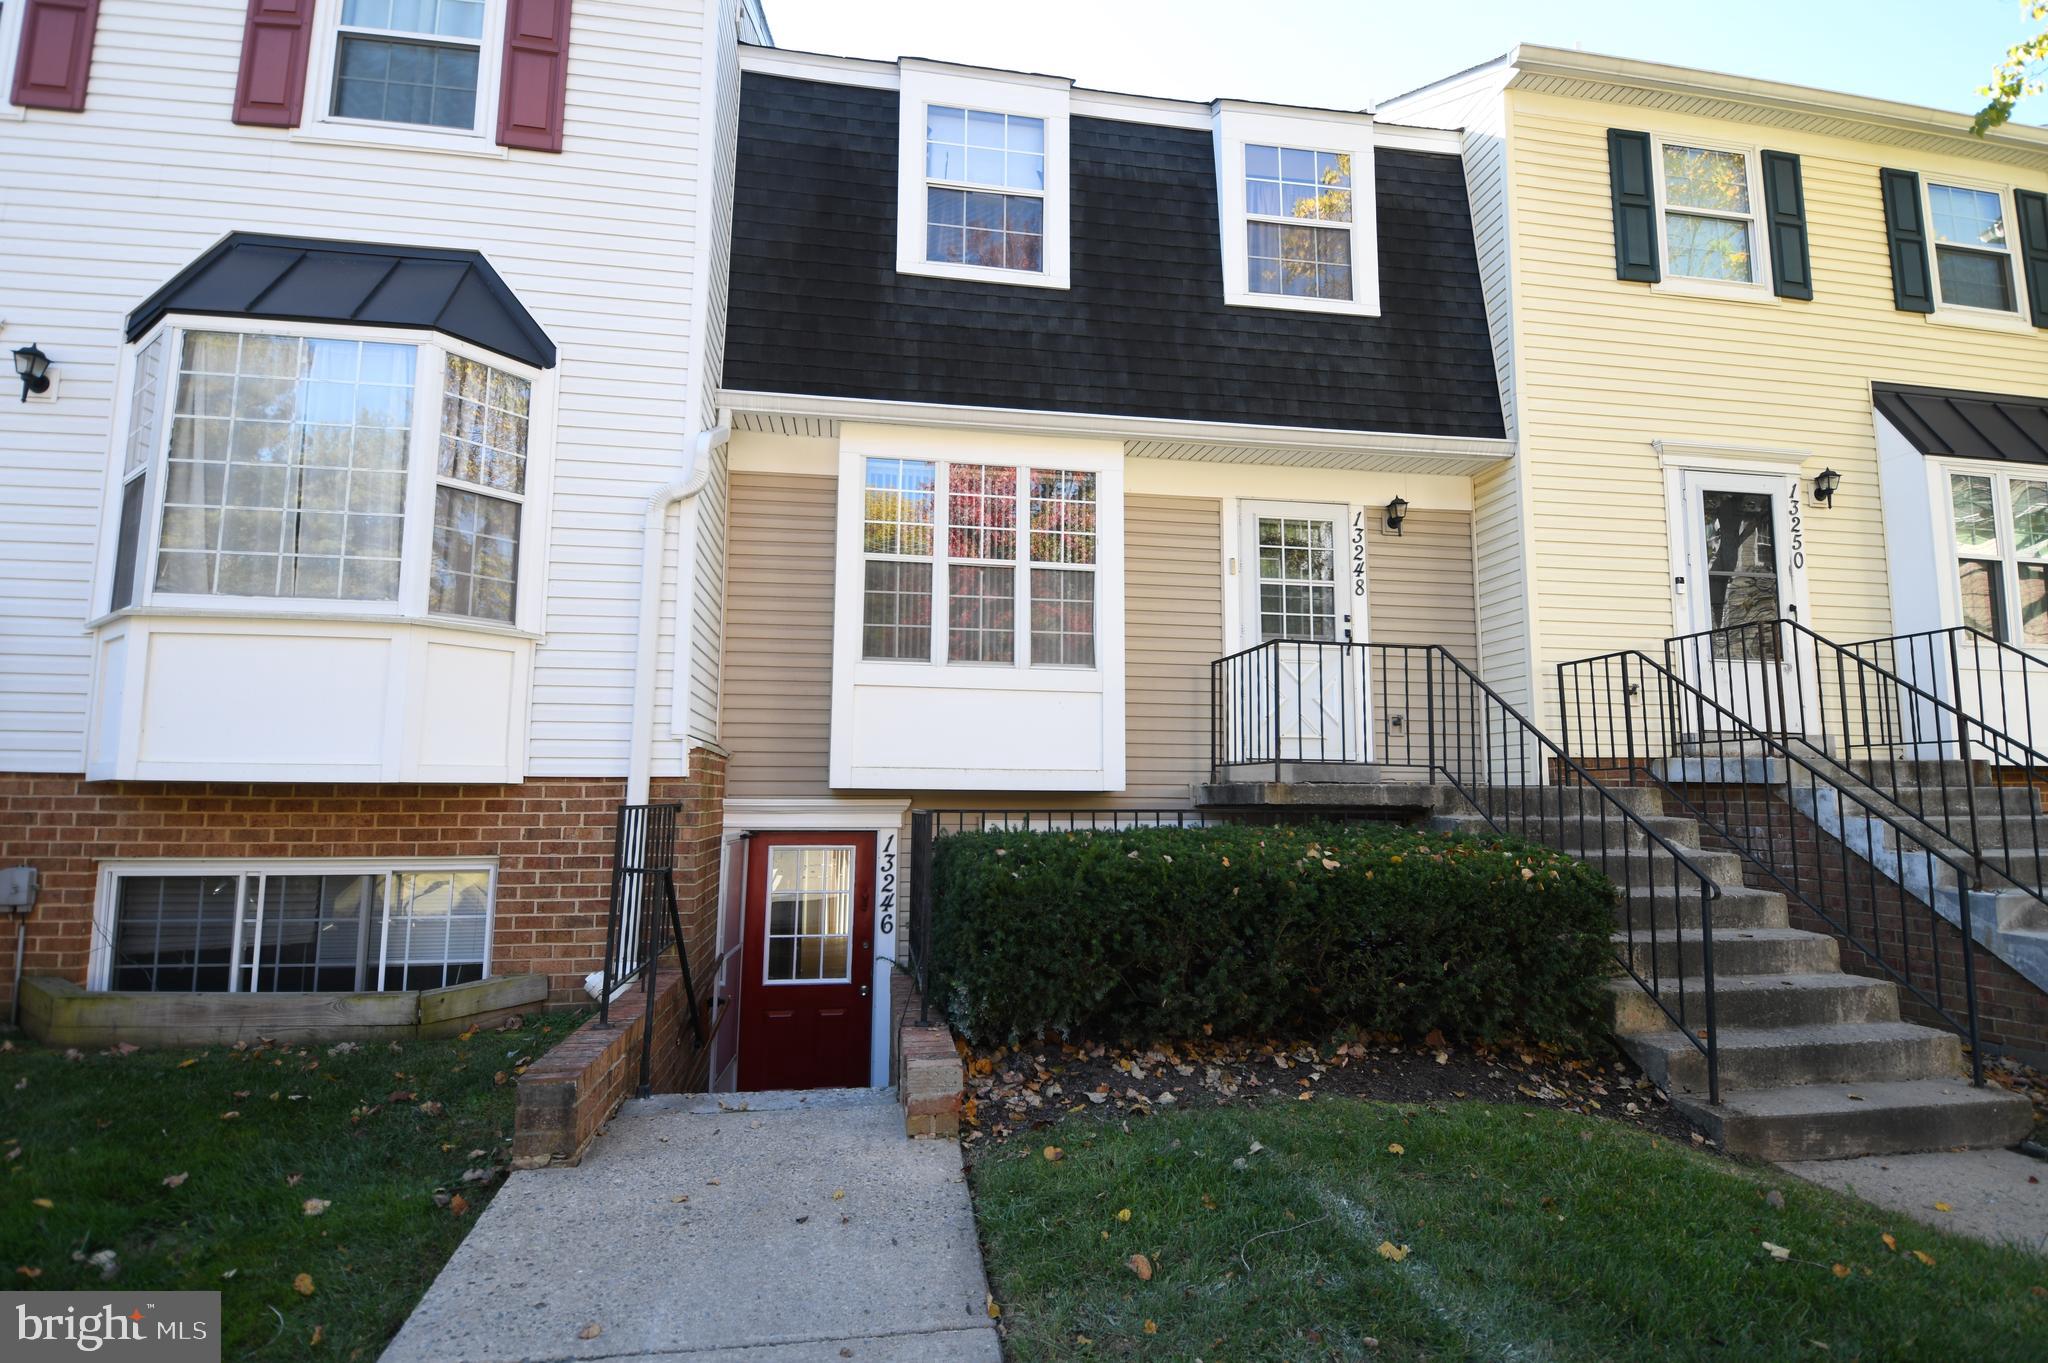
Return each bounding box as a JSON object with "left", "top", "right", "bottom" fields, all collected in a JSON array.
[{"left": 5, "top": 1, "right": 2048, "bottom": 1098}]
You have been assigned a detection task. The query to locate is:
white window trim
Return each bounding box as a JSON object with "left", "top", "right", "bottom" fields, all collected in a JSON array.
[
  {"left": 757, "top": 843, "right": 857, "bottom": 988},
  {"left": 857, "top": 457, "right": 1100, "bottom": 673},
  {"left": 91, "top": 313, "right": 555, "bottom": 638},
  {"left": 894, "top": 61, "right": 1072, "bottom": 290},
  {"left": 1921, "top": 173, "right": 2033, "bottom": 325},
  {"left": 88, "top": 857, "right": 496, "bottom": 993},
  {"left": 1213, "top": 101, "right": 1380, "bottom": 318},
  {"left": 297, "top": 0, "right": 509, "bottom": 157},
  {"left": 1936, "top": 459, "right": 2048, "bottom": 648},
  {"left": 0, "top": 0, "right": 26, "bottom": 121},
  {"left": 1649, "top": 134, "right": 1774, "bottom": 299}
]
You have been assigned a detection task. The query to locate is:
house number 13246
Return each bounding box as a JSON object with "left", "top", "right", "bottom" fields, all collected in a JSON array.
[{"left": 877, "top": 833, "right": 896, "bottom": 937}]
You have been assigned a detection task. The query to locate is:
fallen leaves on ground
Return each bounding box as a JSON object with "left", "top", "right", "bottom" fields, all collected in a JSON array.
[
  {"left": 161, "top": 1173, "right": 187, "bottom": 1188},
  {"left": 578, "top": 1323, "right": 603, "bottom": 1340},
  {"left": 292, "top": 1273, "right": 315, "bottom": 1296},
  {"left": 448, "top": 1193, "right": 470, "bottom": 1217},
  {"left": 301, "top": 1198, "right": 330, "bottom": 1217},
  {"left": 1127, "top": 1253, "right": 1153, "bottom": 1280},
  {"left": 1377, "top": 1241, "right": 1409, "bottom": 1262},
  {"left": 1763, "top": 1242, "right": 1792, "bottom": 1262}
]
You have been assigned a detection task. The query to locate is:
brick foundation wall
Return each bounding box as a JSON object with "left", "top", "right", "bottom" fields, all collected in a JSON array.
[
  {"left": 0, "top": 750, "right": 727, "bottom": 1016},
  {"left": 511, "top": 962, "right": 708, "bottom": 1167},
  {"left": 1564, "top": 759, "right": 2048, "bottom": 1062}
]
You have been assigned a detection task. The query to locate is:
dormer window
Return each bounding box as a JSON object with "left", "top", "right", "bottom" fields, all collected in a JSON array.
[
  {"left": 1245, "top": 144, "right": 1355, "bottom": 301},
  {"left": 895, "top": 62, "right": 1072, "bottom": 290},
  {"left": 924, "top": 106, "right": 1046, "bottom": 274},
  {"left": 1214, "top": 103, "right": 1379, "bottom": 317}
]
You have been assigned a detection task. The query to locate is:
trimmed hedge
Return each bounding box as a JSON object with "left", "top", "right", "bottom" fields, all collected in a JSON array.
[{"left": 929, "top": 823, "right": 1613, "bottom": 1048}]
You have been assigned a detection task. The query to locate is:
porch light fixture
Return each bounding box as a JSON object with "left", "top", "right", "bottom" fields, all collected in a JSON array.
[
  {"left": 1384, "top": 495, "right": 1409, "bottom": 535},
  {"left": 1813, "top": 467, "right": 1841, "bottom": 508},
  {"left": 12, "top": 344, "right": 51, "bottom": 401}
]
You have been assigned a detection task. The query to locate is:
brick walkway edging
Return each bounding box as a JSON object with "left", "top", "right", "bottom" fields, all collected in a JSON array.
[{"left": 511, "top": 965, "right": 703, "bottom": 1168}]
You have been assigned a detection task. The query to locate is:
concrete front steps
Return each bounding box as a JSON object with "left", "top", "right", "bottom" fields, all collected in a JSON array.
[{"left": 1431, "top": 798, "right": 2035, "bottom": 1160}]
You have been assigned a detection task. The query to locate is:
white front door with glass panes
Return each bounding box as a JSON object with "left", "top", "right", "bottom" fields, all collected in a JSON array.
[
  {"left": 1670, "top": 469, "right": 1814, "bottom": 734},
  {"left": 95, "top": 862, "right": 491, "bottom": 993},
  {"left": 1239, "top": 501, "right": 1366, "bottom": 763},
  {"left": 1944, "top": 468, "right": 2048, "bottom": 751}
]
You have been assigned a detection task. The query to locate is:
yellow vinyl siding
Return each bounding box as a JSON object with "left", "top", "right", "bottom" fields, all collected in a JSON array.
[
  {"left": 1367, "top": 508, "right": 1479, "bottom": 664},
  {"left": 1504, "top": 90, "right": 2048, "bottom": 719}
]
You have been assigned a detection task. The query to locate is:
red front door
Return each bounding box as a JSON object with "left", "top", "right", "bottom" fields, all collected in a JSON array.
[{"left": 737, "top": 832, "right": 876, "bottom": 1091}]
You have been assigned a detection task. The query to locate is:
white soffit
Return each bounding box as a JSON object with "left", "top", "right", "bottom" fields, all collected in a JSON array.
[{"left": 723, "top": 391, "right": 1513, "bottom": 476}]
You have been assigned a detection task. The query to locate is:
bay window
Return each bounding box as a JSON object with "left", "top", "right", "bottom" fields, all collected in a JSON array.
[
  {"left": 860, "top": 456, "right": 1096, "bottom": 668},
  {"left": 106, "top": 320, "right": 541, "bottom": 630},
  {"left": 99, "top": 862, "right": 492, "bottom": 994},
  {"left": 1948, "top": 469, "right": 2048, "bottom": 645}
]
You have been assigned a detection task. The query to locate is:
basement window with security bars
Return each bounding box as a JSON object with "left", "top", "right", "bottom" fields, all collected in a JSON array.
[
  {"left": 860, "top": 457, "right": 1096, "bottom": 668},
  {"left": 99, "top": 863, "right": 493, "bottom": 994}
]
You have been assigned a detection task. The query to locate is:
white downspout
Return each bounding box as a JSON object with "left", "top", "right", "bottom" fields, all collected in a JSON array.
[{"left": 627, "top": 420, "right": 730, "bottom": 805}]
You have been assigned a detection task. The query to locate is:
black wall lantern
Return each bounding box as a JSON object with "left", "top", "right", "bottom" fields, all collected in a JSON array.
[
  {"left": 1813, "top": 467, "right": 1841, "bottom": 508},
  {"left": 13, "top": 344, "right": 51, "bottom": 402},
  {"left": 1384, "top": 495, "right": 1409, "bottom": 536}
]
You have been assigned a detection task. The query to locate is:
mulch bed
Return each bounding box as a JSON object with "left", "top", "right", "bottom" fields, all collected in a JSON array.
[{"left": 959, "top": 1032, "right": 1706, "bottom": 1159}]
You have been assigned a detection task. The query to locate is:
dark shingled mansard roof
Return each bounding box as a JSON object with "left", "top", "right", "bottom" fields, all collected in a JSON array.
[
  {"left": 723, "top": 74, "right": 1504, "bottom": 439},
  {"left": 128, "top": 233, "right": 555, "bottom": 369}
]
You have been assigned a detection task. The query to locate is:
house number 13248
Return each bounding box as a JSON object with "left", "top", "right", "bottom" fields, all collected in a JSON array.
[{"left": 1350, "top": 511, "right": 1367, "bottom": 597}]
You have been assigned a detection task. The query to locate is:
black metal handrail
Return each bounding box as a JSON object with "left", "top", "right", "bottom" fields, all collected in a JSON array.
[
  {"left": 1561, "top": 646, "right": 1986, "bottom": 1084},
  {"left": 600, "top": 802, "right": 706, "bottom": 1097},
  {"left": 1667, "top": 618, "right": 2048, "bottom": 912}
]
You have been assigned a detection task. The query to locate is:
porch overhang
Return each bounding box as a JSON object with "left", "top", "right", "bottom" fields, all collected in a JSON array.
[
  {"left": 1872, "top": 383, "right": 2048, "bottom": 465},
  {"left": 716, "top": 389, "right": 1516, "bottom": 476}
]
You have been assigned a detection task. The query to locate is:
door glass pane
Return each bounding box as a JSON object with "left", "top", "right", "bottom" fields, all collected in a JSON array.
[
  {"left": 1701, "top": 490, "right": 1781, "bottom": 658},
  {"left": 764, "top": 847, "right": 853, "bottom": 984},
  {"left": 1959, "top": 559, "right": 2007, "bottom": 641},
  {"left": 1254, "top": 515, "right": 1338, "bottom": 641}
]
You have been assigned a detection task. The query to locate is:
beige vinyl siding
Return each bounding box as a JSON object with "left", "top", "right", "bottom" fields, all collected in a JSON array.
[
  {"left": 1367, "top": 508, "right": 1478, "bottom": 662},
  {"left": 722, "top": 484, "right": 1224, "bottom": 807},
  {"left": 1504, "top": 90, "right": 2048, "bottom": 722},
  {"left": 1123, "top": 495, "right": 1224, "bottom": 804},
  {"left": 722, "top": 472, "right": 836, "bottom": 799}
]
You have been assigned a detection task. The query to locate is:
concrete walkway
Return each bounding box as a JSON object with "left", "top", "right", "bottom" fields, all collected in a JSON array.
[
  {"left": 382, "top": 1089, "right": 1001, "bottom": 1363},
  {"left": 1781, "top": 1148, "right": 2048, "bottom": 1256}
]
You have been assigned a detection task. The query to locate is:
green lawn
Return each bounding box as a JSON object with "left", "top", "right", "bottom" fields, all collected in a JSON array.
[
  {"left": 972, "top": 1101, "right": 2048, "bottom": 1362},
  {"left": 0, "top": 1013, "right": 582, "bottom": 1361}
]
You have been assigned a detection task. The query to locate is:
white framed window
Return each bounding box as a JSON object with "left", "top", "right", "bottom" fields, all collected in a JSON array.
[
  {"left": 304, "top": 0, "right": 506, "bottom": 150},
  {"left": 98, "top": 316, "right": 550, "bottom": 634},
  {"left": 1651, "top": 137, "right": 1770, "bottom": 291},
  {"left": 858, "top": 456, "right": 1097, "bottom": 669},
  {"left": 1214, "top": 102, "right": 1379, "bottom": 316},
  {"left": 0, "top": 0, "right": 26, "bottom": 120},
  {"left": 91, "top": 860, "right": 494, "bottom": 994},
  {"left": 762, "top": 846, "right": 853, "bottom": 985},
  {"left": 895, "top": 62, "right": 1071, "bottom": 289},
  {"left": 1925, "top": 179, "right": 2026, "bottom": 317},
  {"left": 1945, "top": 467, "right": 2048, "bottom": 646}
]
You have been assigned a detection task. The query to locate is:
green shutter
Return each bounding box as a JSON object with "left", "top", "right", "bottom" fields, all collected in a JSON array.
[
  {"left": 2015, "top": 189, "right": 2048, "bottom": 329},
  {"left": 1760, "top": 151, "right": 1812, "bottom": 300},
  {"left": 1879, "top": 168, "right": 1934, "bottom": 314},
  {"left": 1607, "top": 129, "right": 1660, "bottom": 283}
]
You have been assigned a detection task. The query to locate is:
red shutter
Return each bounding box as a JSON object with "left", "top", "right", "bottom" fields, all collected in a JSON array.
[
  {"left": 10, "top": 0, "right": 100, "bottom": 111},
  {"left": 496, "top": 0, "right": 573, "bottom": 152},
  {"left": 230, "top": 0, "right": 317, "bottom": 128}
]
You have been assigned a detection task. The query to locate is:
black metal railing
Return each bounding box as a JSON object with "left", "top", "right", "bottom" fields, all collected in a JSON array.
[
  {"left": 1666, "top": 618, "right": 2048, "bottom": 913},
  {"left": 1211, "top": 639, "right": 1458, "bottom": 778},
  {"left": 1561, "top": 645, "right": 1986, "bottom": 1084},
  {"left": 600, "top": 801, "right": 706, "bottom": 1097}
]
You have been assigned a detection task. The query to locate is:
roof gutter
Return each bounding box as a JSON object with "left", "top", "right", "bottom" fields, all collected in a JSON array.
[{"left": 627, "top": 419, "right": 729, "bottom": 805}]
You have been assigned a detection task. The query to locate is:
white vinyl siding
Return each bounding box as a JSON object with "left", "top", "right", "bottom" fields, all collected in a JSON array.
[{"left": 0, "top": 0, "right": 732, "bottom": 777}]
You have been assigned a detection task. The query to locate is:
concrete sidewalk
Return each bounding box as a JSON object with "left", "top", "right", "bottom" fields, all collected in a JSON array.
[
  {"left": 1781, "top": 1148, "right": 2048, "bottom": 1256},
  {"left": 382, "top": 1089, "right": 1001, "bottom": 1363}
]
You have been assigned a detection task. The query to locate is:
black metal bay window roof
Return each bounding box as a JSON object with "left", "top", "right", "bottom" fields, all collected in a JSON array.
[
  {"left": 126, "top": 233, "right": 556, "bottom": 370},
  {"left": 1874, "top": 382, "right": 2048, "bottom": 465}
]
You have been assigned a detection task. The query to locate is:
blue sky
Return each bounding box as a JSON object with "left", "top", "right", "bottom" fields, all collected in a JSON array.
[{"left": 759, "top": 0, "right": 2044, "bottom": 124}]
